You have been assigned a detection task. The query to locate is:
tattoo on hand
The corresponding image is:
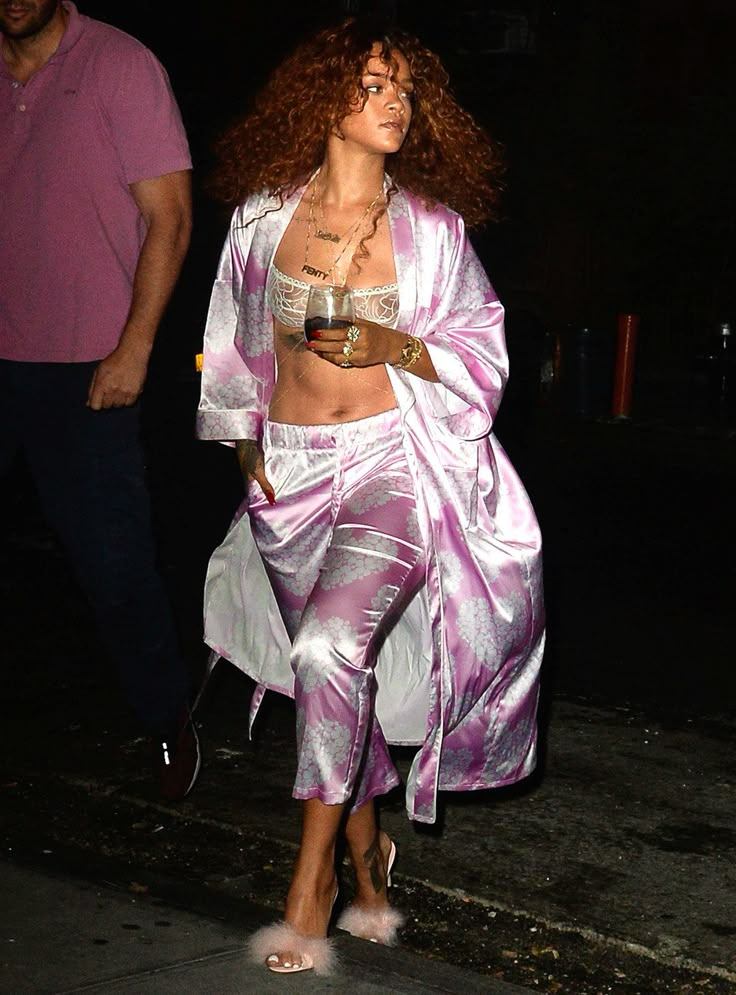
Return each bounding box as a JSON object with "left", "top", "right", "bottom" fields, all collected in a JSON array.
[{"left": 238, "top": 439, "right": 260, "bottom": 478}]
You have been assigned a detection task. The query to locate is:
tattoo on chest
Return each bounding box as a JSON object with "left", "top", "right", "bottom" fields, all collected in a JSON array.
[{"left": 278, "top": 328, "right": 307, "bottom": 349}]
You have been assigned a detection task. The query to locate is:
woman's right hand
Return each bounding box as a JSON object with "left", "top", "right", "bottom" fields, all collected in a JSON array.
[{"left": 236, "top": 439, "right": 276, "bottom": 505}]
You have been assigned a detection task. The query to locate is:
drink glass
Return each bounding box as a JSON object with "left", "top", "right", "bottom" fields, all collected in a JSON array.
[{"left": 304, "top": 284, "right": 354, "bottom": 343}]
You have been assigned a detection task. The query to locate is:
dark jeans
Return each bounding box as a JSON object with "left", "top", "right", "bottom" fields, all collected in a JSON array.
[{"left": 0, "top": 360, "right": 191, "bottom": 736}]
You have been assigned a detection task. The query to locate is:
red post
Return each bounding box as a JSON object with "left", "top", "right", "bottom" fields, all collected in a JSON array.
[{"left": 611, "top": 313, "right": 639, "bottom": 418}]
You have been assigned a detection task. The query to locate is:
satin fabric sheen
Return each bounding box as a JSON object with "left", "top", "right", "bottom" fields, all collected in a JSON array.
[
  {"left": 197, "top": 181, "right": 545, "bottom": 823},
  {"left": 251, "top": 411, "right": 424, "bottom": 812}
]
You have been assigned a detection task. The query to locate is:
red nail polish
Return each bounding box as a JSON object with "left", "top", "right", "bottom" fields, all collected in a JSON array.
[
  {"left": 266, "top": 491, "right": 276, "bottom": 505},
  {"left": 309, "top": 331, "right": 323, "bottom": 339}
]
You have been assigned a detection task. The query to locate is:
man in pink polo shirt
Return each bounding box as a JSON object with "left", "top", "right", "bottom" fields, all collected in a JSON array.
[{"left": 0, "top": 0, "right": 200, "bottom": 800}]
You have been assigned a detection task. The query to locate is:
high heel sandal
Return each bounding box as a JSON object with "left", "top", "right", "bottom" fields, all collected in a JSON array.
[
  {"left": 247, "top": 892, "right": 339, "bottom": 976},
  {"left": 337, "top": 838, "right": 405, "bottom": 946}
]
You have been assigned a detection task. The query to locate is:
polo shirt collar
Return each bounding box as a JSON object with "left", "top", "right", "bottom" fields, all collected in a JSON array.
[{"left": 55, "top": 1, "right": 85, "bottom": 57}]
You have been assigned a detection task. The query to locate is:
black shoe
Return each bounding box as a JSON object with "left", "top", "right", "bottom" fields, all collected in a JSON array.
[{"left": 155, "top": 708, "right": 201, "bottom": 801}]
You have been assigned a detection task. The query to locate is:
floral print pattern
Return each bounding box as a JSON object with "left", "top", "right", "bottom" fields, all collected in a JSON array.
[{"left": 197, "top": 184, "right": 545, "bottom": 824}]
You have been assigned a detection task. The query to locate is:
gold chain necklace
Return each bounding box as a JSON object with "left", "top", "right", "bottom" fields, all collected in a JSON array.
[
  {"left": 301, "top": 179, "right": 383, "bottom": 283},
  {"left": 314, "top": 191, "right": 343, "bottom": 243},
  {"left": 314, "top": 188, "right": 359, "bottom": 243}
]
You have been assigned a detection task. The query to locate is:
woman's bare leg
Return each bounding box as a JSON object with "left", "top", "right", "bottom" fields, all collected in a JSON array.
[
  {"left": 344, "top": 800, "right": 393, "bottom": 909},
  {"left": 269, "top": 797, "right": 344, "bottom": 969}
]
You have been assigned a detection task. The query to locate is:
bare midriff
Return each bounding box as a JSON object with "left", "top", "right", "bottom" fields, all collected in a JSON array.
[
  {"left": 268, "top": 321, "right": 397, "bottom": 425},
  {"left": 267, "top": 190, "right": 400, "bottom": 427}
]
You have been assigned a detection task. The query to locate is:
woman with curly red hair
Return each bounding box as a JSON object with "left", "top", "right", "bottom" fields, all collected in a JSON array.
[{"left": 197, "top": 15, "right": 545, "bottom": 976}]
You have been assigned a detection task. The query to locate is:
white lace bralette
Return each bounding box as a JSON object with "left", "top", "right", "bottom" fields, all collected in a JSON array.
[{"left": 267, "top": 264, "right": 400, "bottom": 329}]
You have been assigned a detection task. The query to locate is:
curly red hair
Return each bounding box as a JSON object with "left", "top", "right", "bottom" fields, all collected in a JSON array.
[{"left": 206, "top": 16, "right": 505, "bottom": 228}]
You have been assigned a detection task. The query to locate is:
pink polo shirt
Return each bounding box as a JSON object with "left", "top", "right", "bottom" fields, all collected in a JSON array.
[{"left": 0, "top": 2, "right": 192, "bottom": 362}]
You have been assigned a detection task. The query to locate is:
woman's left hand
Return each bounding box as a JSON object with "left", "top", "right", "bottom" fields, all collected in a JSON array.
[{"left": 306, "top": 319, "right": 401, "bottom": 369}]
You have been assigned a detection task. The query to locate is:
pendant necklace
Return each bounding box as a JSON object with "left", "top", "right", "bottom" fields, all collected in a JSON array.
[
  {"left": 315, "top": 188, "right": 355, "bottom": 243},
  {"left": 313, "top": 191, "right": 341, "bottom": 243},
  {"left": 302, "top": 177, "right": 384, "bottom": 283}
]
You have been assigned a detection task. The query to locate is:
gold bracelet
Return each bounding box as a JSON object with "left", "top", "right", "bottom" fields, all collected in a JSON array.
[{"left": 393, "top": 335, "right": 423, "bottom": 371}]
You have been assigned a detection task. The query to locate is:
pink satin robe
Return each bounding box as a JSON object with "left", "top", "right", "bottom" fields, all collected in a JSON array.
[{"left": 196, "top": 181, "right": 545, "bottom": 824}]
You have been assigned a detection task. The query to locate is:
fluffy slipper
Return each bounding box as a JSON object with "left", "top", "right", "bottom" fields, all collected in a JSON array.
[
  {"left": 336, "top": 905, "right": 405, "bottom": 945},
  {"left": 247, "top": 921, "right": 338, "bottom": 975}
]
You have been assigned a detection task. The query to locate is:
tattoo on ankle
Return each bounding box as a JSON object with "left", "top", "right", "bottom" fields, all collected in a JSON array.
[{"left": 363, "top": 838, "right": 383, "bottom": 894}]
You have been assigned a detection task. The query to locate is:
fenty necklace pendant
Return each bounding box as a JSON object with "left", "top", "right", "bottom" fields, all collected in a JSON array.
[{"left": 301, "top": 263, "right": 330, "bottom": 280}]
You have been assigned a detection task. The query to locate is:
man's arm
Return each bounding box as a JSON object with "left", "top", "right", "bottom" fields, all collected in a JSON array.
[{"left": 87, "top": 169, "right": 193, "bottom": 410}]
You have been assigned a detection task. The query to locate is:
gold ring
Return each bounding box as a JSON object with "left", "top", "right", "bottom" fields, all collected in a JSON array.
[
  {"left": 342, "top": 342, "right": 354, "bottom": 358},
  {"left": 346, "top": 325, "right": 360, "bottom": 343}
]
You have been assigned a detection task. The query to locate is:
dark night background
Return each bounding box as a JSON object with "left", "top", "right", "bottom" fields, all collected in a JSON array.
[
  {"left": 4, "top": 0, "right": 730, "bottom": 719},
  {"left": 79, "top": 0, "right": 736, "bottom": 419},
  {"left": 63, "top": 0, "right": 735, "bottom": 717},
  {"left": 3, "top": 10, "right": 736, "bottom": 990}
]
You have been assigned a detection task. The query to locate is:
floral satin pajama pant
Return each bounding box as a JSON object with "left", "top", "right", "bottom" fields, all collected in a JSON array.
[{"left": 248, "top": 408, "right": 425, "bottom": 812}]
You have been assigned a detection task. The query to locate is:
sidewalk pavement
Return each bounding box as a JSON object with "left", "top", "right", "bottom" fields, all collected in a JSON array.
[
  {"left": 2, "top": 681, "right": 734, "bottom": 995},
  {"left": 0, "top": 862, "right": 528, "bottom": 995},
  {"left": 1, "top": 856, "right": 532, "bottom": 994}
]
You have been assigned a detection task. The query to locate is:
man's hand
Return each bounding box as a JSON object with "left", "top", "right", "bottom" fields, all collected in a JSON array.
[
  {"left": 87, "top": 346, "right": 150, "bottom": 409},
  {"left": 85, "top": 170, "right": 192, "bottom": 412}
]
